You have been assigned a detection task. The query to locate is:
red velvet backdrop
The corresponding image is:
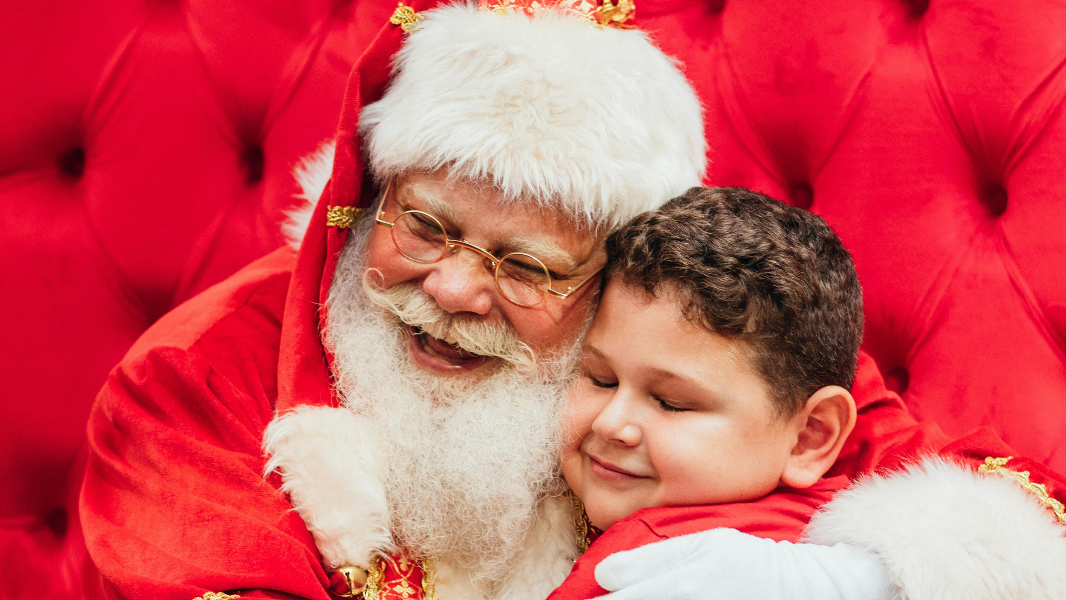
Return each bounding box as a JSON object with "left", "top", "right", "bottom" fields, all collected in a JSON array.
[{"left": 2, "top": 0, "right": 1064, "bottom": 598}]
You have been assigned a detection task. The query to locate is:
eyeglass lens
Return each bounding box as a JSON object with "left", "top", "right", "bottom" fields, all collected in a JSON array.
[
  {"left": 392, "top": 210, "right": 448, "bottom": 263},
  {"left": 390, "top": 211, "right": 551, "bottom": 307}
]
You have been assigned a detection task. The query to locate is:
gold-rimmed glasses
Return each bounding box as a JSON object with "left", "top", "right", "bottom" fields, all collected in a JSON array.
[{"left": 374, "top": 181, "right": 603, "bottom": 307}]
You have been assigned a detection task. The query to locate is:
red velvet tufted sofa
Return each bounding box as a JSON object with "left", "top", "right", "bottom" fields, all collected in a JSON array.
[{"left": 2, "top": 0, "right": 1064, "bottom": 597}]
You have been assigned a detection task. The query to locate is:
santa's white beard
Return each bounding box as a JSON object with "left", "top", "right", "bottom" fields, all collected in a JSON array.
[{"left": 323, "top": 224, "right": 581, "bottom": 588}]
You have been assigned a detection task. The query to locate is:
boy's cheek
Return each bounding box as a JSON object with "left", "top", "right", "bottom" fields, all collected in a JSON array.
[
  {"left": 560, "top": 413, "right": 590, "bottom": 450},
  {"left": 561, "top": 382, "right": 600, "bottom": 447},
  {"left": 559, "top": 449, "right": 586, "bottom": 498}
]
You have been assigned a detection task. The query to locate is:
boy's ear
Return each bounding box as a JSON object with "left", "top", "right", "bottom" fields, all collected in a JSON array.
[{"left": 780, "top": 385, "right": 857, "bottom": 489}]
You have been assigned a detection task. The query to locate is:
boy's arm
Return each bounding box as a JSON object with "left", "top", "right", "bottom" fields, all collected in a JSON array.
[
  {"left": 595, "top": 528, "right": 891, "bottom": 600},
  {"left": 594, "top": 454, "right": 1066, "bottom": 600}
]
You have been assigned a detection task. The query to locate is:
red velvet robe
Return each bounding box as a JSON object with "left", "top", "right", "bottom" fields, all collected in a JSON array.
[{"left": 78, "top": 2, "right": 1066, "bottom": 599}]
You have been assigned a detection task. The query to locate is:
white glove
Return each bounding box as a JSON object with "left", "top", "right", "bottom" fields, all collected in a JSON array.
[{"left": 595, "top": 528, "right": 894, "bottom": 600}]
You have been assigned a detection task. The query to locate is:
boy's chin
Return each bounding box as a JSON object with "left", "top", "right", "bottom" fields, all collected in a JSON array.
[{"left": 582, "top": 498, "right": 633, "bottom": 532}]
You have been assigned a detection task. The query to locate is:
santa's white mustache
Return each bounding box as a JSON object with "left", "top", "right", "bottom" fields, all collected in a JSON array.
[{"left": 361, "top": 270, "right": 537, "bottom": 372}]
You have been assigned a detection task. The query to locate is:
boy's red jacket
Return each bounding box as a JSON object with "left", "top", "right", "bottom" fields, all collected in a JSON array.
[{"left": 547, "top": 476, "right": 852, "bottom": 600}]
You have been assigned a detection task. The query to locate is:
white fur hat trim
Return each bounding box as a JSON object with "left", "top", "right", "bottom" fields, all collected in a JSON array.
[{"left": 360, "top": 2, "right": 707, "bottom": 230}]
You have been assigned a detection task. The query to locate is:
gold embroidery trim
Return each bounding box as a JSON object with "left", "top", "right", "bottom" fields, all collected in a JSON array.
[
  {"left": 481, "top": 0, "right": 636, "bottom": 29},
  {"left": 361, "top": 554, "right": 437, "bottom": 600},
  {"left": 326, "top": 206, "right": 366, "bottom": 229},
  {"left": 390, "top": 3, "right": 424, "bottom": 33},
  {"left": 979, "top": 456, "right": 1066, "bottom": 525},
  {"left": 192, "top": 593, "right": 240, "bottom": 600}
]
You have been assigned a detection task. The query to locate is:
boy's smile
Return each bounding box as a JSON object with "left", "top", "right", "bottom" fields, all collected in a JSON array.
[
  {"left": 586, "top": 453, "right": 650, "bottom": 481},
  {"left": 561, "top": 280, "right": 800, "bottom": 531}
]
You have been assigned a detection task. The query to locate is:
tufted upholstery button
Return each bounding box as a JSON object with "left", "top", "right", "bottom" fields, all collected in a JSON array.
[
  {"left": 983, "top": 182, "right": 1008, "bottom": 217},
  {"left": 242, "top": 146, "right": 265, "bottom": 185},
  {"left": 903, "top": 0, "right": 930, "bottom": 18},
  {"left": 56, "top": 148, "right": 85, "bottom": 180},
  {"left": 44, "top": 508, "right": 68, "bottom": 538},
  {"left": 707, "top": 0, "right": 725, "bottom": 14},
  {"left": 884, "top": 367, "right": 910, "bottom": 395},
  {"left": 789, "top": 182, "right": 814, "bottom": 210}
]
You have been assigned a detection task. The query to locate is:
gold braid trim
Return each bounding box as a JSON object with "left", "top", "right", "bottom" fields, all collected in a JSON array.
[
  {"left": 326, "top": 206, "right": 366, "bottom": 229},
  {"left": 362, "top": 559, "right": 385, "bottom": 600},
  {"left": 192, "top": 593, "right": 240, "bottom": 600},
  {"left": 390, "top": 3, "right": 424, "bottom": 33},
  {"left": 979, "top": 456, "right": 1066, "bottom": 525},
  {"left": 421, "top": 558, "right": 439, "bottom": 600},
  {"left": 563, "top": 492, "right": 594, "bottom": 554}
]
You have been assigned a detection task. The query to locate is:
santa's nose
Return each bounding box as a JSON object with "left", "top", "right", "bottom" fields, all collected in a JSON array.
[{"left": 420, "top": 249, "right": 496, "bottom": 315}]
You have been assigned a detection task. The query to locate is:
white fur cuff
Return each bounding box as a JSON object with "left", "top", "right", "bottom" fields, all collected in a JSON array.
[
  {"left": 263, "top": 405, "right": 393, "bottom": 569},
  {"left": 805, "top": 458, "right": 1066, "bottom": 600}
]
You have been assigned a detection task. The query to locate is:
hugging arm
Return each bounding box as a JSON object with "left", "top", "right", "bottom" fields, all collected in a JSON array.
[
  {"left": 596, "top": 457, "right": 1066, "bottom": 600},
  {"left": 596, "top": 528, "right": 890, "bottom": 600}
]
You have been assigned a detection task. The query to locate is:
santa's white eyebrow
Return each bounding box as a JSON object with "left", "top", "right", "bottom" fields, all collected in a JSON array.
[
  {"left": 504, "top": 238, "right": 579, "bottom": 273},
  {"left": 400, "top": 183, "right": 462, "bottom": 226}
]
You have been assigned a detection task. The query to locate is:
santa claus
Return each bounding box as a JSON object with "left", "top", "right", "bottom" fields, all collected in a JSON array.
[{"left": 80, "top": 1, "right": 1066, "bottom": 599}]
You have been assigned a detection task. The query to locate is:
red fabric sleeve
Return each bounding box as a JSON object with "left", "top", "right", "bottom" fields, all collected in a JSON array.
[
  {"left": 81, "top": 349, "right": 327, "bottom": 599},
  {"left": 79, "top": 256, "right": 332, "bottom": 600}
]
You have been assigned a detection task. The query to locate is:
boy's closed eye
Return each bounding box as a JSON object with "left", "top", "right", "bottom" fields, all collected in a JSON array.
[
  {"left": 579, "top": 364, "right": 690, "bottom": 413},
  {"left": 587, "top": 374, "right": 617, "bottom": 389},
  {"left": 652, "top": 394, "right": 689, "bottom": 413}
]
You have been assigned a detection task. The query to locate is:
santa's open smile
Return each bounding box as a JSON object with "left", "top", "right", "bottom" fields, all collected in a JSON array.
[{"left": 407, "top": 325, "right": 489, "bottom": 373}]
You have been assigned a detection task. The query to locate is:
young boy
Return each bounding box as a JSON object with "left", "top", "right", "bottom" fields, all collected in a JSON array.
[{"left": 551, "top": 186, "right": 865, "bottom": 599}]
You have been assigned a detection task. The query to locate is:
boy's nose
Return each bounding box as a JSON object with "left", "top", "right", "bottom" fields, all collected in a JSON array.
[{"left": 591, "top": 392, "right": 642, "bottom": 446}]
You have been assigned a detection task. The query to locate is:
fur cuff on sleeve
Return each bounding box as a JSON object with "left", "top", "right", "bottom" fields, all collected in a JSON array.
[
  {"left": 805, "top": 458, "right": 1066, "bottom": 600},
  {"left": 263, "top": 405, "right": 393, "bottom": 569}
]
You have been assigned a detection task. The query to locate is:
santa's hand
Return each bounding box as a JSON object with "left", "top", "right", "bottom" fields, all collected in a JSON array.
[{"left": 594, "top": 528, "right": 894, "bottom": 600}]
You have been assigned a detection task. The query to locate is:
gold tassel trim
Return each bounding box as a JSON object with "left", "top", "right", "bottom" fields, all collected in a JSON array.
[
  {"left": 326, "top": 206, "right": 366, "bottom": 229},
  {"left": 390, "top": 3, "right": 423, "bottom": 33}
]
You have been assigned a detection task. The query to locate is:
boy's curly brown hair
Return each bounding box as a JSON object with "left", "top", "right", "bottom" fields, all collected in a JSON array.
[{"left": 605, "top": 186, "right": 864, "bottom": 417}]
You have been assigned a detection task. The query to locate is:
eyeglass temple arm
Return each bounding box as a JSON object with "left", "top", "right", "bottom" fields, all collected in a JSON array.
[
  {"left": 375, "top": 181, "right": 395, "bottom": 227},
  {"left": 547, "top": 267, "right": 604, "bottom": 299}
]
